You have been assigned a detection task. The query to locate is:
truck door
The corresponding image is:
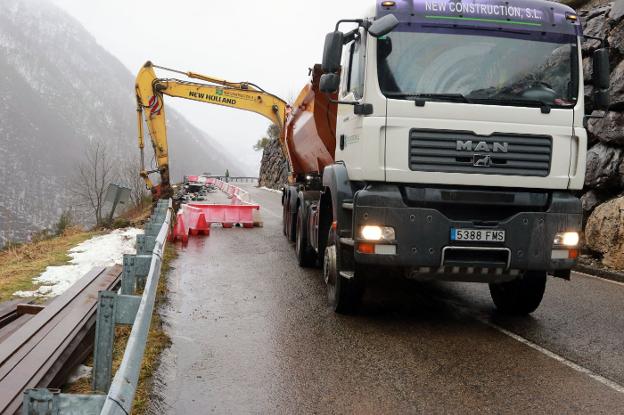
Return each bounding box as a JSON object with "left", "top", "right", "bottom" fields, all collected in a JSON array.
[{"left": 335, "top": 30, "right": 366, "bottom": 179}]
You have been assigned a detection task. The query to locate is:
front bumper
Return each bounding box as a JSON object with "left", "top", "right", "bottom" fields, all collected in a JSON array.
[{"left": 352, "top": 185, "right": 582, "bottom": 273}]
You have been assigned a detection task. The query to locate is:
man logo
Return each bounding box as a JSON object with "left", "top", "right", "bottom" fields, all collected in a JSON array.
[
  {"left": 473, "top": 154, "right": 493, "bottom": 167},
  {"left": 456, "top": 140, "right": 509, "bottom": 153}
]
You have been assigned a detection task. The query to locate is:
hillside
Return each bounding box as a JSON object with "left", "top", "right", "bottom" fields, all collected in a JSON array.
[{"left": 0, "top": 0, "right": 239, "bottom": 246}]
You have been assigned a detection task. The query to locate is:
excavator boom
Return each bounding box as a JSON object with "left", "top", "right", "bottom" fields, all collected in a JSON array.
[{"left": 135, "top": 61, "right": 289, "bottom": 198}]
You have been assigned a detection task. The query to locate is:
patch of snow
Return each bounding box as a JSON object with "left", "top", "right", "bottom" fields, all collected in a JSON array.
[
  {"left": 13, "top": 228, "right": 143, "bottom": 298},
  {"left": 67, "top": 364, "right": 92, "bottom": 384},
  {"left": 259, "top": 186, "right": 282, "bottom": 194}
]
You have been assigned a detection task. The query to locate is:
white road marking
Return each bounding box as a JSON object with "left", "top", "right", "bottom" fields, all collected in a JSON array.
[
  {"left": 481, "top": 318, "right": 624, "bottom": 395},
  {"left": 245, "top": 183, "right": 624, "bottom": 393},
  {"left": 244, "top": 186, "right": 281, "bottom": 218},
  {"left": 259, "top": 186, "right": 282, "bottom": 194},
  {"left": 573, "top": 271, "right": 624, "bottom": 288},
  {"left": 433, "top": 294, "right": 624, "bottom": 394}
]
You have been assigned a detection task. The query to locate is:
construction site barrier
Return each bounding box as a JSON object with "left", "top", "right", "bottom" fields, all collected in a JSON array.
[
  {"left": 190, "top": 203, "right": 259, "bottom": 227},
  {"left": 205, "top": 177, "right": 254, "bottom": 205},
  {"left": 170, "top": 202, "right": 260, "bottom": 242}
]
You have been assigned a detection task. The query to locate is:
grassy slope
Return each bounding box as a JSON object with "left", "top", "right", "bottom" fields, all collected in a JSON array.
[
  {"left": 0, "top": 229, "right": 100, "bottom": 301},
  {"left": 1, "top": 201, "right": 173, "bottom": 412}
]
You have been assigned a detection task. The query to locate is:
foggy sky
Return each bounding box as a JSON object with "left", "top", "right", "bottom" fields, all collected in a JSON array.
[{"left": 49, "top": 0, "right": 369, "bottom": 175}]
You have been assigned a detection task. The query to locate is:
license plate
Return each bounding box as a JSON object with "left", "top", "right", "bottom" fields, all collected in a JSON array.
[{"left": 451, "top": 228, "right": 505, "bottom": 242}]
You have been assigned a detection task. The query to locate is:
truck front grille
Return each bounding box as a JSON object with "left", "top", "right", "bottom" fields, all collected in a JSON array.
[{"left": 409, "top": 129, "right": 552, "bottom": 177}]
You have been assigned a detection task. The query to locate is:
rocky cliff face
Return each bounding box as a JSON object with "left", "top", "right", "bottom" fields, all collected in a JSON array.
[
  {"left": 0, "top": 0, "right": 239, "bottom": 246},
  {"left": 258, "top": 138, "right": 288, "bottom": 189},
  {"left": 577, "top": 1, "right": 624, "bottom": 268}
]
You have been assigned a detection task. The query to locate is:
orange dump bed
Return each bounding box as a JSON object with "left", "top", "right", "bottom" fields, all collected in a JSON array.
[{"left": 284, "top": 64, "right": 338, "bottom": 177}]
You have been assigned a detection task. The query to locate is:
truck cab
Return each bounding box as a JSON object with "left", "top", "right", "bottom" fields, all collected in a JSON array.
[{"left": 284, "top": 0, "right": 610, "bottom": 315}]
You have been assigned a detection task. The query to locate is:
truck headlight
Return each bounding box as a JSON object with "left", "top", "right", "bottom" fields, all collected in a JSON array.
[
  {"left": 360, "top": 226, "right": 395, "bottom": 241},
  {"left": 553, "top": 232, "right": 579, "bottom": 247}
]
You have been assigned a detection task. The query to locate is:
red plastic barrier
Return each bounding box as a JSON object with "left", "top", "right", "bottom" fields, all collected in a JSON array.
[
  {"left": 170, "top": 202, "right": 257, "bottom": 242},
  {"left": 170, "top": 211, "right": 188, "bottom": 243},
  {"left": 188, "top": 203, "right": 259, "bottom": 227},
  {"left": 170, "top": 176, "right": 259, "bottom": 242},
  {"left": 183, "top": 205, "right": 211, "bottom": 236},
  {"left": 204, "top": 177, "right": 253, "bottom": 205},
  {"left": 170, "top": 205, "right": 212, "bottom": 243}
]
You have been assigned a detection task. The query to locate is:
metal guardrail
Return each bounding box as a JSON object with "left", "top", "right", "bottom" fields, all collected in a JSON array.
[{"left": 23, "top": 199, "right": 172, "bottom": 415}]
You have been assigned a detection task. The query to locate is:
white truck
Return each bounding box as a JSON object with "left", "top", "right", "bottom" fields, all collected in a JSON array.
[{"left": 282, "top": 0, "right": 610, "bottom": 314}]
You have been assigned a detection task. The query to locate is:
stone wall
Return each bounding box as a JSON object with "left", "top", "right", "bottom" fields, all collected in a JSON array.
[
  {"left": 581, "top": 3, "right": 624, "bottom": 206},
  {"left": 577, "top": 1, "right": 624, "bottom": 268}
]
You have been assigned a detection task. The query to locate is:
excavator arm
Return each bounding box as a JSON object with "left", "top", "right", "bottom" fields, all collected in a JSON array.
[{"left": 135, "top": 61, "right": 289, "bottom": 198}]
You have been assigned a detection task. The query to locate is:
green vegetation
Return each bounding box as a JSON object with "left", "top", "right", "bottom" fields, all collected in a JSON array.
[
  {"left": 253, "top": 123, "right": 280, "bottom": 151},
  {"left": 253, "top": 136, "right": 271, "bottom": 151}
]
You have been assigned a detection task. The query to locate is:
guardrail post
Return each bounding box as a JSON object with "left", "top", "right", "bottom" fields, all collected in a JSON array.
[
  {"left": 121, "top": 255, "right": 136, "bottom": 295},
  {"left": 23, "top": 388, "right": 59, "bottom": 414},
  {"left": 93, "top": 291, "right": 116, "bottom": 393},
  {"left": 122, "top": 254, "right": 152, "bottom": 294},
  {"left": 144, "top": 222, "right": 161, "bottom": 237},
  {"left": 137, "top": 235, "right": 157, "bottom": 256}
]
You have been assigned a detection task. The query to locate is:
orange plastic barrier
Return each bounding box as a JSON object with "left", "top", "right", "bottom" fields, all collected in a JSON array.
[
  {"left": 170, "top": 177, "right": 259, "bottom": 242},
  {"left": 205, "top": 178, "right": 253, "bottom": 205},
  {"left": 188, "top": 203, "right": 259, "bottom": 228},
  {"left": 170, "top": 202, "right": 259, "bottom": 242},
  {"left": 170, "top": 211, "right": 188, "bottom": 243},
  {"left": 170, "top": 205, "right": 211, "bottom": 243}
]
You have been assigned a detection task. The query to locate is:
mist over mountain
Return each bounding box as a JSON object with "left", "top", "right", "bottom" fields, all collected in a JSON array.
[{"left": 0, "top": 0, "right": 240, "bottom": 246}]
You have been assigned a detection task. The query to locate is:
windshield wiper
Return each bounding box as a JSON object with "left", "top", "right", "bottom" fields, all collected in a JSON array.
[
  {"left": 385, "top": 92, "right": 472, "bottom": 104},
  {"left": 468, "top": 97, "right": 552, "bottom": 113}
]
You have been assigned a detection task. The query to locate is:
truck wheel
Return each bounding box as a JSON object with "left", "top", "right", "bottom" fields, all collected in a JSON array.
[
  {"left": 323, "top": 229, "right": 363, "bottom": 314},
  {"left": 296, "top": 206, "right": 316, "bottom": 267},
  {"left": 282, "top": 192, "right": 296, "bottom": 242},
  {"left": 282, "top": 203, "right": 288, "bottom": 236},
  {"left": 489, "top": 271, "right": 547, "bottom": 315}
]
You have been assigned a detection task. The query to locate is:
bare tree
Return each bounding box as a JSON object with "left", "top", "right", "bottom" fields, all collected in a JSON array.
[
  {"left": 118, "top": 155, "right": 148, "bottom": 208},
  {"left": 71, "top": 141, "right": 117, "bottom": 226},
  {"left": 253, "top": 123, "right": 281, "bottom": 152}
]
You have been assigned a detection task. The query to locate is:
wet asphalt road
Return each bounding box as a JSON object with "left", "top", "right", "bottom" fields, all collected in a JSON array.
[{"left": 150, "top": 185, "right": 624, "bottom": 414}]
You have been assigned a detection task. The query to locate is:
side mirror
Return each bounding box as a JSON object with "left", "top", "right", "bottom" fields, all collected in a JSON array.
[
  {"left": 593, "top": 88, "right": 610, "bottom": 111},
  {"left": 378, "top": 37, "right": 393, "bottom": 60},
  {"left": 322, "top": 31, "right": 344, "bottom": 73},
  {"left": 320, "top": 73, "right": 340, "bottom": 93},
  {"left": 592, "top": 48, "right": 610, "bottom": 90},
  {"left": 368, "top": 14, "right": 399, "bottom": 38}
]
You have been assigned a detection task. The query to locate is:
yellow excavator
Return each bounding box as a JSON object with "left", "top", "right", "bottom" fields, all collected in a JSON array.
[{"left": 135, "top": 61, "right": 289, "bottom": 199}]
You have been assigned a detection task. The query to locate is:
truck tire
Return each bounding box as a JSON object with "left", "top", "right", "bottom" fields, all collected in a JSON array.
[
  {"left": 282, "top": 207, "right": 287, "bottom": 236},
  {"left": 323, "top": 228, "right": 363, "bottom": 314},
  {"left": 489, "top": 271, "right": 547, "bottom": 315},
  {"left": 282, "top": 190, "right": 296, "bottom": 242},
  {"left": 296, "top": 205, "right": 316, "bottom": 267}
]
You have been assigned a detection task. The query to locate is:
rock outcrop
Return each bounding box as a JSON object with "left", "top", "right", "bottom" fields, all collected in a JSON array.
[
  {"left": 585, "top": 196, "right": 624, "bottom": 268},
  {"left": 578, "top": 1, "right": 624, "bottom": 269},
  {"left": 258, "top": 139, "right": 288, "bottom": 189}
]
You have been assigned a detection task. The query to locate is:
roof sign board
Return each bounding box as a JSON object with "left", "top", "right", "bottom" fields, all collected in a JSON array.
[{"left": 377, "top": 0, "right": 582, "bottom": 35}]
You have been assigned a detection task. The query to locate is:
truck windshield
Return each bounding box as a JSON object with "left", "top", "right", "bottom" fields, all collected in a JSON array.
[{"left": 377, "top": 29, "right": 578, "bottom": 108}]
